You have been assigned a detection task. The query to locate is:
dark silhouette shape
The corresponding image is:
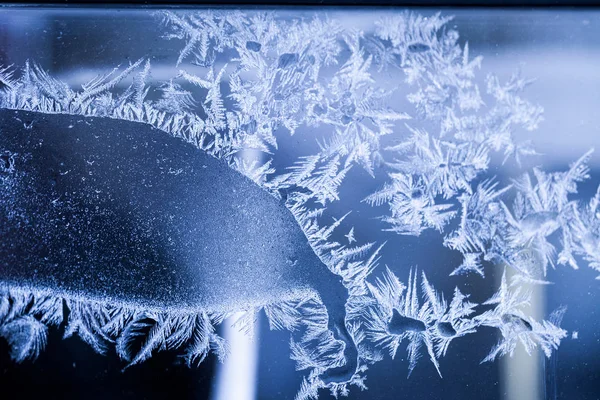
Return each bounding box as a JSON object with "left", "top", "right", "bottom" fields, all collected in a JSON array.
[{"left": 0, "top": 109, "right": 357, "bottom": 380}]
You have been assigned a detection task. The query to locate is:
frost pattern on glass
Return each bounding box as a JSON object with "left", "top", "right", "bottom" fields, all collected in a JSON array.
[{"left": 1, "top": 9, "right": 594, "bottom": 399}]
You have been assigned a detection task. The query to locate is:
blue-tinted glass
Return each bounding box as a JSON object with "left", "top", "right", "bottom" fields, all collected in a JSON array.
[{"left": 0, "top": 6, "right": 598, "bottom": 400}]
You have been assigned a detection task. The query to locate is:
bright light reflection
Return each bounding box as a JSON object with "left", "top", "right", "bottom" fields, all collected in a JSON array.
[{"left": 212, "top": 312, "right": 260, "bottom": 400}]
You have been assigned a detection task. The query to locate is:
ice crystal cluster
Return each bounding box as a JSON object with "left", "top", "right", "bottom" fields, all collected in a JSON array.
[{"left": 1, "top": 9, "right": 596, "bottom": 399}]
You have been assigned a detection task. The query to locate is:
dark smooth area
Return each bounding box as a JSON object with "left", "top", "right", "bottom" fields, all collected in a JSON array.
[{"left": 0, "top": 109, "right": 330, "bottom": 310}]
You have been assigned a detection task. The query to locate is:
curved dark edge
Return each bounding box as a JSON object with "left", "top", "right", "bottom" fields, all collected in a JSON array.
[{"left": 1, "top": 0, "right": 600, "bottom": 8}]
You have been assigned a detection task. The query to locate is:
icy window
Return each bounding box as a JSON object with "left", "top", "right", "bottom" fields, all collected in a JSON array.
[{"left": 0, "top": 7, "right": 599, "bottom": 400}]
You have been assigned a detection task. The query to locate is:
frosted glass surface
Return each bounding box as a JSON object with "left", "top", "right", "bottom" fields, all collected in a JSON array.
[{"left": 0, "top": 7, "right": 599, "bottom": 400}]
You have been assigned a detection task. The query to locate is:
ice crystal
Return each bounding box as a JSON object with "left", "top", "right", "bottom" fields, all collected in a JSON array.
[
  {"left": 476, "top": 272, "right": 567, "bottom": 362},
  {"left": 445, "top": 180, "right": 512, "bottom": 277},
  {"left": 0, "top": 8, "right": 589, "bottom": 399},
  {"left": 361, "top": 268, "right": 442, "bottom": 377},
  {"left": 489, "top": 150, "right": 594, "bottom": 278},
  {"left": 272, "top": 154, "right": 353, "bottom": 206},
  {"left": 344, "top": 227, "right": 356, "bottom": 244},
  {"left": 363, "top": 172, "right": 456, "bottom": 236},
  {"left": 0, "top": 315, "right": 48, "bottom": 363},
  {"left": 0, "top": 288, "right": 55, "bottom": 362},
  {"left": 569, "top": 186, "right": 600, "bottom": 276}
]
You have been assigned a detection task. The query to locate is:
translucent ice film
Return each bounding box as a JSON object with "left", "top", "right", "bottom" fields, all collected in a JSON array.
[{"left": 0, "top": 6, "right": 599, "bottom": 400}]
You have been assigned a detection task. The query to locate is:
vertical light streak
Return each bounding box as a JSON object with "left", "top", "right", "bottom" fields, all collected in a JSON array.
[
  {"left": 211, "top": 143, "right": 263, "bottom": 400},
  {"left": 212, "top": 312, "right": 260, "bottom": 400},
  {"left": 502, "top": 268, "right": 545, "bottom": 400}
]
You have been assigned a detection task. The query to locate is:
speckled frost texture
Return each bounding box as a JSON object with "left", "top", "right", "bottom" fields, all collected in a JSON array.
[
  {"left": 0, "top": 109, "right": 354, "bottom": 388},
  {"left": 0, "top": 109, "right": 328, "bottom": 311}
]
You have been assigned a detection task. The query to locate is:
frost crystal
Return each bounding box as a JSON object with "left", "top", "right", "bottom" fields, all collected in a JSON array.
[
  {"left": 476, "top": 272, "right": 567, "bottom": 362},
  {"left": 0, "top": 8, "right": 592, "bottom": 399}
]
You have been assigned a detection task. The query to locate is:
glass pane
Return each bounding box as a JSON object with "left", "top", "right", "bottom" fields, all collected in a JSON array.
[{"left": 0, "top": 6, "right": 598, "bottom": 400}]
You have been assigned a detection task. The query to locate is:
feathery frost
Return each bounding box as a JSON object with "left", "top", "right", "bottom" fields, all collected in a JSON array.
[{"left": 0, "top": 9, "right": 590, "bottom": 399}]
